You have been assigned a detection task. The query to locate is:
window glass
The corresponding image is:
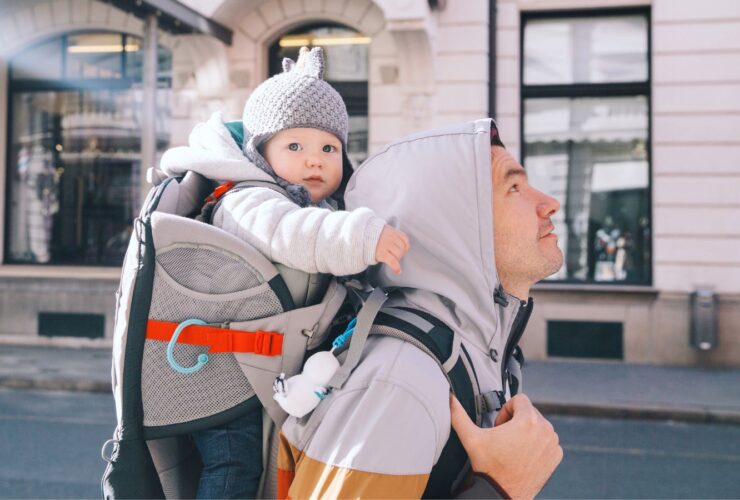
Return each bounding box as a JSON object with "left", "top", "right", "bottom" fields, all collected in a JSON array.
[
  {"left": 125, "top": 41, "right": 173, "bottom": 87},
  {"left": 11, "top": 38, "right": 63, "bottom": 80},
  {"left": 6, "top": 33, "right": 171, "bottom": 266},
  {"left": 524, "top": 96, "right": 650, "bottom": 283},
  {"left": 524, "top": 15, "right": 648, "bottom": 85},
  {"left": 66, "top": 33, "right": 126, "bottom": 79},
  {"left": 270, "top": 24, "right": 370, "bottom": 165}
]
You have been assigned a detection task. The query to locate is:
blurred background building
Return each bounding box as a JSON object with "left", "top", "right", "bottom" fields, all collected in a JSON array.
[{"left": 0, "top": 0, "right": 736, "bottom": 366}]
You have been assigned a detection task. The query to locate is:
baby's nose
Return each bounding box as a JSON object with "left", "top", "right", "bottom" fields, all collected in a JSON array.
[{"left": 306, "top": 155, "right": 321, "bottom": 168}]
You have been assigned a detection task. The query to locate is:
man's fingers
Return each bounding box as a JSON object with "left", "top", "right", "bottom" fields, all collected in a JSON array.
[{"left": 449, "top": 395, "right": 479, "bottom": 446}]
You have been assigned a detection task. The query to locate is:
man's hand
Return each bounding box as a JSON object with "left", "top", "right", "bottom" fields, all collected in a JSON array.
[
  {"left": 450, "top": 394, "right": 563, "bottom": 499},
  {"left": 375, "top": 225, "right": 410, "bottom": 274}
]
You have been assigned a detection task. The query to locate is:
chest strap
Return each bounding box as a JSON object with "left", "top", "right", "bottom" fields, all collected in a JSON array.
[{"left": 146, "top": 319, "right": 283, "bottom": 356}]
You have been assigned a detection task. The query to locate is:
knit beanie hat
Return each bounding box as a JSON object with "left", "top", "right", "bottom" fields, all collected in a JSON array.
[{"left": 242, "top": 46, "right": 352, "bottom": 207}]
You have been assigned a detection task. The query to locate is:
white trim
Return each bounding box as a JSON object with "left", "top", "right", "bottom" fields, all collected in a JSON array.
[
  {"left": 517, "top": 0, "right": 651, "bottom": 11},
  {"left": 0, "top": 58, "right": 7, "bottom": 265},
  {"left": 0, "top": 265, "right": 120, "bottom": 280},
  {"left": 0, "top": 333, "right": 112, "bottom": 349}
]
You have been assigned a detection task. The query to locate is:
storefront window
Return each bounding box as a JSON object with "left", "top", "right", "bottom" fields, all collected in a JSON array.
[
  {"left": 522, "top": 10, "right": 651, "bottom": 285},
  {"left": 269, "top": 23, "right": 369, "bottom": 166},
  {"left": 5, "top": 32, "right": 171, "bottom": 266}
]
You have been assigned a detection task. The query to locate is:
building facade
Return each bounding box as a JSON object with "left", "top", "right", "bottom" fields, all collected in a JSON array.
[{"left": 0, "top": 0, "right": 737, "bottom": 366}]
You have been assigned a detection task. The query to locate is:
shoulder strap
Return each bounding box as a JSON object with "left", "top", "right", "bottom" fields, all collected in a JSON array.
[
  {"left": 371, "top": 307, "right": 482, "bottom": 499},
  {"left": 321, "top": 290, "right": 484, "bottom": 498},
  {"left": 200, "top": 179, "right": 290, "bottom": 224}
]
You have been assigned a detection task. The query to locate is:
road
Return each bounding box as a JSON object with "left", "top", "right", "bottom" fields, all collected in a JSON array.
[{"left": 0, "top": 388, "right": 738, "bottom": 499}]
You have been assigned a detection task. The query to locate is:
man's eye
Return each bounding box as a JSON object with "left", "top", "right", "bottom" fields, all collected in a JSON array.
[
  {"left": 323, "top": 145, "right": 337, "bottom": 153},
  {"left": 509, "top": 184, "right": 520, "bottom": 193},
  {"left": 288, "top": 143, "right": 301, "bottom": 151}
]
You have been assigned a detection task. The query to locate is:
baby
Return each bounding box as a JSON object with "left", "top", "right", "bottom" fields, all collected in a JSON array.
[{"left": 191, "top": 47, "right": 409, "bottom": 499}]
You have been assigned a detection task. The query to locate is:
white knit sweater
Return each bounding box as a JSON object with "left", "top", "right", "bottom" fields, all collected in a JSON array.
[{"left": 160, "top": 112, "right": 386, "bottom": 276}]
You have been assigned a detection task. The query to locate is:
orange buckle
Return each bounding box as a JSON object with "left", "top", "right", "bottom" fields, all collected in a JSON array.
[
  {"left": 204, "top": 181, "right": 235, "bottom": 203},
  {"left": 254, "top": 330, "right": 281, "bottom": 356}
]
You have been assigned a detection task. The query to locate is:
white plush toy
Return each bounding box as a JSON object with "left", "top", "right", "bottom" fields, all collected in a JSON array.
[
  {"left": 273, "top": 350, "right": 340, "bottom": 418},
  {"left": 273, "top": 318, "right": 357, "bottom": 418}
]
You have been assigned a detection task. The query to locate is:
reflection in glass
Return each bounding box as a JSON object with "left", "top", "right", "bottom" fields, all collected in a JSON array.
[
  {"left": 524, "top": 97, "right": 650, "bottom": 283},
  {"left": 524, "top": 15, "right": 648, "bottom": 85},
  {"left": 6, "top": 32, "right": 172, "bottom": 266},
  {"left": 10, "top": 38, "right": 63, "bottom": 80},
  {"left": 270, "top": 24, "right": 370, "bottom": 164}
]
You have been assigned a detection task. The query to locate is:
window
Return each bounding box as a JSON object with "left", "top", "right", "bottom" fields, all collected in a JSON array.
[
  {"left": 269, "top": 23, "right": 370, "bottom": 166},
  {"left": 5, "top": 32, "right": 171, "bottom": 266},
  {"left": 522, "top": 10, "right": 651, "bottom": 284}
]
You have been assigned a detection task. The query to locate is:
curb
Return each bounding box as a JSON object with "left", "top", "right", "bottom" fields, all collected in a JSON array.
[
  {"left": 0, "top": 377, "right": 110, "bottom": 394},
  {"left": 2, "top": 376, "right": 739, "bottom": 426},
  {"left": 535, "top": 400, "right": 740, "bottom": 426}
]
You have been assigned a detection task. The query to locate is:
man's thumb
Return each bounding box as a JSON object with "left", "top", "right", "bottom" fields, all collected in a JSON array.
[{"left": 449, "top": 395, "right": 479, "bottom": 444}]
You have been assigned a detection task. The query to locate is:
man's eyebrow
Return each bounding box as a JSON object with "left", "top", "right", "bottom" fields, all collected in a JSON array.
[{"left": 502, "top": 165, "right": 527, "bottom": 182}]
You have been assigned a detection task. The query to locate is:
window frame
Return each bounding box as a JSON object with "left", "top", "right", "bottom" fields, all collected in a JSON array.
[
  {"left": 3, "top": 30, "right": 170, "bottom": 267},
  {"left": 519, "top": 6, "right": 653, "bottom": 287}
]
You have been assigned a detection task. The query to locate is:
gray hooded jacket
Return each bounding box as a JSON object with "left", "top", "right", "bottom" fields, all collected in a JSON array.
[{"left": 277, "top": 119, "right": 530, "bottom": 498}]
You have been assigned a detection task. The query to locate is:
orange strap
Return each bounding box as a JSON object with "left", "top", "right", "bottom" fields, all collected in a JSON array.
[
  {"left": 146, "top": 319, "right": 283, "bottom": 356},
  {"left": 204, "top": 181, "right": 236, "bottom": 204}
]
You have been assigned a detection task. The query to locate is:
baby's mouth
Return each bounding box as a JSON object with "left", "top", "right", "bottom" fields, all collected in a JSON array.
[{"left": 304, "top": 176, "right": 324, "bottom": 183}]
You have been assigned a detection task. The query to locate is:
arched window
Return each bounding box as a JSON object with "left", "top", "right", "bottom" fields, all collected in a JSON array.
[
  {"left": 269, "top": 23, "right": 369, "bottom": 166},
  {"left": 5, "top": 32, "right": 172, "bottom": 266}
]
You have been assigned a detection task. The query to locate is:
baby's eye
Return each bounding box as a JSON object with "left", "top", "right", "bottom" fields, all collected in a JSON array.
[
  {"left": 288, "top": 143, "right": 301, "bottom": 151},
  {"left": 323, "top": 144, "right": 337, "bottom": 153}
]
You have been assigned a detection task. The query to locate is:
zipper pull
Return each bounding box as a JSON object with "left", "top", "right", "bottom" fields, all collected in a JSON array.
[{"left": 493, "top": 286, "right": 509, "bottom": 306}]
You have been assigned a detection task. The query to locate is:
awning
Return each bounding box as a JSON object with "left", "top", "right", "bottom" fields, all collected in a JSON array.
[{"left": 106, "top": 0, "right": 232, "bottom": 45}]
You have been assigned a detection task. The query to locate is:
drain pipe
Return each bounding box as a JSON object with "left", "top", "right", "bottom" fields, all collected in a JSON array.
[{"left": 489, "top": 0, "right": 497, "bottom": 119}]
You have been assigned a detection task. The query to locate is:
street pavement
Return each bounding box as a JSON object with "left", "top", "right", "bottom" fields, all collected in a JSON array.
[
  {"left": 0, "top": 344, "right": 739, "bottom": 423},
  {"left": 1, "top": 389, "right": 739, "bottom": 499}
]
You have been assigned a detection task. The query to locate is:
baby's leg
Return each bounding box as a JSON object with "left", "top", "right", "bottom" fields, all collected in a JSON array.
[{"left": 191, "top": 406, "right": 263, "bottom": 499}]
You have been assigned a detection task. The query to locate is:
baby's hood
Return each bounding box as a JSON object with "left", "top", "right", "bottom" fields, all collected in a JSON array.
[
  {"left": 345, "top": 119, "right": 501, "bottom": 353},
  {"left": 159, "top": 112, "right": 275, "bottom": 184}
]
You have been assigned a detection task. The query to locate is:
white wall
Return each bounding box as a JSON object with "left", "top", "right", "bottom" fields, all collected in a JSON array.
[
  {"left": 652, "top": 0, "right": 740, "bottom": 293},
  {"left": 498, "top": 0, "right": 740, "bottom": 294}
]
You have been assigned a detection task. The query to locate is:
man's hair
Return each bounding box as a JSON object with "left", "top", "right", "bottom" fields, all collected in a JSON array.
[{"left": 490, "top": 123, "right": 505, "bottom": 148}]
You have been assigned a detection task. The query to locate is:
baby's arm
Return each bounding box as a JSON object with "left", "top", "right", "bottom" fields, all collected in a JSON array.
[{"left": 213, "top": 187, "right": 405, "bottom": 276}]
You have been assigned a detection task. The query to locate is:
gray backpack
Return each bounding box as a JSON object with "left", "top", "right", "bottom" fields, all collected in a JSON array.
[{"left": 101, "top": 170, "right": 355, "bottom": 499}]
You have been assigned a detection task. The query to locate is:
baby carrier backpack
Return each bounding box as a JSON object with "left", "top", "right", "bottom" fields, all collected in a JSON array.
[
  {"left": 100, "top": 122, "right": 351, "bottom": 498},
  {"left": 100, "top": 122, "right": 521, "bottom": 499}
]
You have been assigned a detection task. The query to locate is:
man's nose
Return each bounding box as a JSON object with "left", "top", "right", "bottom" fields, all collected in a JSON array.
[{"left": 536, "top": 189, "right": 560, "bottom": 218}]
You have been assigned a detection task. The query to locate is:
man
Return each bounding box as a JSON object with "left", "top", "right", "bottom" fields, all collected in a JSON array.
[{"left": 276, "top": 119, "right": 563, "bottom": 498}]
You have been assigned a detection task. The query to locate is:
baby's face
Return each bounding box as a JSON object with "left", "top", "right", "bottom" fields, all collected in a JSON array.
[{"left": 263, "top": 128, "right": 343, "bottom": 203}]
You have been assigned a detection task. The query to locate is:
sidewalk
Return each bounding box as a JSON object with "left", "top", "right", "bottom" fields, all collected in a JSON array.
[{"left": 1, "top": 344, "right": 739, "bottom": 424}]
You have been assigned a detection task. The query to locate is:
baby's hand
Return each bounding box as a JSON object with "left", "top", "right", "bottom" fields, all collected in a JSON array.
[{"left": 375, "top": 225, "right": 410, "bottom": 274}]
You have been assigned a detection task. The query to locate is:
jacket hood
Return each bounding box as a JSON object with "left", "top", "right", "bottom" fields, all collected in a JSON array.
[
  {"left": 345, "top": 119, "right": 503, "bottom": 353},
  {"left": 160, "top": 112, "right": 276, "bottom": 184}
]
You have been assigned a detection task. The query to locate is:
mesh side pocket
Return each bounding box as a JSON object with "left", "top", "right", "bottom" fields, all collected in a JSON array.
[
  {"left": 157, "top": 245, "right": 263, "bottom": 294},
  {"left": 142, "top": 262, "right": 284, "bottom": 427},
  {"left": 148, "top": 268, "right": 283, "bottom": 323},
  {"left": 142, "top": 340, "right": 255, "bottom": 427}
]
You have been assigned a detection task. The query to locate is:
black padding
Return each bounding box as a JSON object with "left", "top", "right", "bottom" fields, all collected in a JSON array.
[
  {"left": 374, "top": 311, "right": 453, "bottom": 362},
  {"left": 120, "top": 219, "right": 156, "bottom": 441},
  {"left": 101, "top": 437, "right": 165, "bottom": 499},
  {"left": 268, "top": 275, "right": 296, "bottom": 312},
  {"left": 424, "top": 357, "right": 477, "bottom": 498},
  {"left": 373, "top": 308, "right": 477, "bottom": 499}
]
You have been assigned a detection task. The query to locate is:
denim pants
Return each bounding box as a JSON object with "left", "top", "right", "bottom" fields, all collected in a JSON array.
[{"left": 191, "top": 406, "right": 263, "bottom": 499}]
